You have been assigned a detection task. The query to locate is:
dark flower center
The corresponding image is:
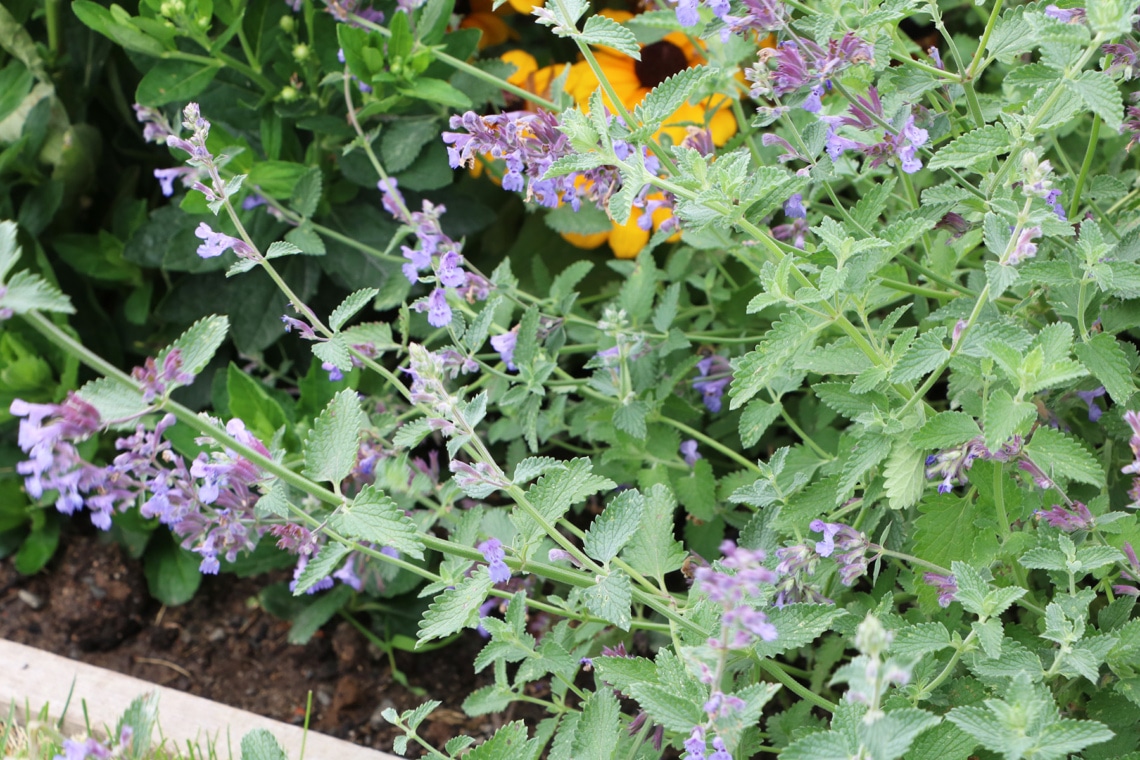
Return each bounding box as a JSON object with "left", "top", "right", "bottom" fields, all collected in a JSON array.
[{"left": 634, "top": 40, "right": 689, "bottom": 88}]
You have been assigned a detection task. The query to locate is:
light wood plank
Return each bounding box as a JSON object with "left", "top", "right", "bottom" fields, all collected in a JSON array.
[{"left": 0, "top": 639, "right": 399, "bottom": 759}]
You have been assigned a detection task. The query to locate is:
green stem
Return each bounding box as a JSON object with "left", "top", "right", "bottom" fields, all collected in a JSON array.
[
  {"left": 758, "top": 660, "right": 836, "bottom": 712},
  {"left": 1068, "top": 114, "right": 1101, "bottom": 221},
  {"left": 993, "top": 462, "right": 1010, "bottom": 541},
  {"left": 965, "top": 0, "right": 1003, "bottom": 81},
  {"left": 914, "top": 630, "right": 975, "bottom": 702}
]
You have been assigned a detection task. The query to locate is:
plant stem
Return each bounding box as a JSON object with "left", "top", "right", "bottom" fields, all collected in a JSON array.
[
  {"left": 1069, "top": 114, "right": 1101, "bottom": 221},
  {"left": 758, "top": 660, "right": 835, "bottom": 712}
]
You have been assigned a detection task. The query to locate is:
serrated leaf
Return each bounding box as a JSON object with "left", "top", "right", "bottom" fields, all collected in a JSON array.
[
  {"left": 622, "top": 484, "right": 685, "bottom": 578},
  {"left": 0, "top": 220, "right": 20, "bottom": 281},
  {"left": 517, "top": 458, "right": 615, "bottom": 541},
  {"left": 592, "top": 655, "right": 657, "bottom": 694},
  {"left": 631, "top": 67, "right": 712, "bottom": 137},
  {"left": 570, "top": 689, "right": 620, "bottom": 760},
  {"left": 929, "top": 124, "right": 1012, "bottom": 170},
  {"left": 613, "top": 400, "right": 648, "bottom": 439},
  {"left": 838, "top": 434, "right": 892, "bottom": 503},
  {"left": 914, "top": 495, "right": 981, "bottom": 573},
  {"left": 1089, "top": 0, "right": 1137, "bottom": 36},
  {"left": 891, "top": 327, "right": 949, "bottom": 383},
  {"left": 303, "top": 389, "right": 366, "bottom": 485},
  {"left": 983, "top": 389, "right": 1035, "bottom": 451},
  {"left": 582, "top": 570, "right": 632, "bottom": 630},
  {"left": 290, "top": 167, "right": 322, "bottom": 219},
  {"left": 739, "top": 399, "right": 781, "bottom": 448},
  {"left": 1069, "top": 71, "right": 1124, "bottom": 132},
  {"left": 292, "top": 543, "right": 350, "bottom": 595},
  {"left": 579, "top": 15, "right": 640, "bottom": 58},
  {"left": 0, "top": 270, "right": 75, "bottom": 314},
  {"left": 332, "top": 484, "right": 424, "bottom": 559},
  {"left": 393, "top": 418, "right": 433, "bottom": 449},
  {"left": 913, "top": 412, "right": 981, "bottom": 449},
  {"left": 464, "top": 721, "right": 536, "bottom": 760},
  {"left": 76, "top": 377, "right": 148, "bottom": 427},
  {"left": 329, "top": 288, "right": 378, "bottom": 332},
  {"left": 884, "top": 440, "right": 926, "bottom": 510},
  {"left": 418, "top": 572, "right": 494, "bottom": 644},
  {"left": 1024, "top": 426, "right": 1104, "bottom": 486},
  {"left": 892, "top": 622, "right": 952, "bottom": 659},
  {"left": 1074, "top": 332, "right": 1136, "bottom": 404},
  {"left": 312, "top": 335, "right": 353, "bottom": 372},
  {"left": 584, "top": 490, "right": 643, "bottom": 564},
  {"left": 628, "top": 683, "right": 705, "bottom": 732},
  {"left": 157, "top": 314, "right": 229, "bottom": 379},
  {"left": 754, "top": 604, "right": 847, "bottom": 658},
  {"left": 239, "top": 729, "right": 287, "bottom": 760}
]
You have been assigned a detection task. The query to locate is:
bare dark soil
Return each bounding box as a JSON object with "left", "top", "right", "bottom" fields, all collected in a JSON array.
[{"left": 0, "top": 528, "right": 537, "bottom": 756}]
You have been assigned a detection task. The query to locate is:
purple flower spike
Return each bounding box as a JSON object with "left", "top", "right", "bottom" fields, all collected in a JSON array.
[
  {"left": 784, "top": 193, "right": 806, "bottom": 219},
  {"left": 809, "top": 521, "right": 870, "bottom": 586},
  {"left": 478, "top": 538, "right": 512, "bottom": 583},
  {"left": 922, "top": 572, "right": 957, "bottom": 607},
  {"left": 491, "top": 328, "right": 519, "bottom": 371},
  {"left": 1077, "top": 387, "right": 1106, "bottom": 422},
  {"left": 1037, "top": 501, "right": 1095, "bottom": 532},
  {"left": 680, "top": 439, "right": 702, "bottom": 467},
  {"left": 693, "top": 354, "right": 733, "bottom": 413}
]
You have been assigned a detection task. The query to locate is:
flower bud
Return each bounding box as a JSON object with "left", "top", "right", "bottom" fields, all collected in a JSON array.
[{"left": 279, "top": 15, "right": 295, "bottom": 32}]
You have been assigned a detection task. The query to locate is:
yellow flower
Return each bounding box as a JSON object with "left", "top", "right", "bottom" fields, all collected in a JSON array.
[
  {"left": 563, "top": 9, "right": 738, "bottom": 147},
  {"left": 458, "top": 0, "right": 518, "bottom": 49}
]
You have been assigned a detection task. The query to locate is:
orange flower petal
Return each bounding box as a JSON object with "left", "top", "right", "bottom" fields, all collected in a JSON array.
[
  {"left": 562, "top": 230, "right": 610, "bottom": 249},
  {"left": 609, "top": 213, "right": 651, "bottom": 259}
]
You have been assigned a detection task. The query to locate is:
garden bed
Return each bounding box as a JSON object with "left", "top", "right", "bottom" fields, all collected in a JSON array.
[{"left": 0, "top": 528, "right": 533, "bottom": 755}]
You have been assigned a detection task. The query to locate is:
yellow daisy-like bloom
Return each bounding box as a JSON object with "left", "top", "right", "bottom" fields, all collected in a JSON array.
[
  {"left": 458, "top": 0, "right": 519, "bottom": 49},
  {"left": 564, "top": 9, "right": 738, "bottom": 147}
]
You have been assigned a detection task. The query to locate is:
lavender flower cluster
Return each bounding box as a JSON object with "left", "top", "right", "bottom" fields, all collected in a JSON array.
[
  {"left": 692, "top": 540, "right": 778, "bottom": 649},
  {"left": 442, "top": 110, "right": 676, "bottom": 236},
  {"left": 674, "top": 0, "right": 788, "bottom": 42},
  {"left": 810, "top": 520, "right": 871, "bottom": 586},
  {"left": 747, "top": 33, "right": 873, "bottom": 115},
  {"left": 376, "top": 178, "right": 489, "bottom": 328}
]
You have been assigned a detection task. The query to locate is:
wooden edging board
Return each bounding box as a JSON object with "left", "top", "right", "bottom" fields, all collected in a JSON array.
[{"left": 0, "top": 639, "right": 400, "bottom": 759}]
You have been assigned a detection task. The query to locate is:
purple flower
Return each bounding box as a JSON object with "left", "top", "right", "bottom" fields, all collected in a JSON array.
[
  {"left": 1045, "top": 4, "right": 1085, "bottom": 23},
  {"left": 684, "top": 726, "right": 706, "bottom": 759},
  {"left": 783, "top": 193, "right": 806, "bottom": 219},
  {"left": 437, "top": 251, "right": 468, "bottom": 288},
  {"left": 1044, "top": 188, "right": 1067, "bottom": 220},
  {"left": 680, "top": 439, "right": 702, "bottom": 467},
  {"left": 1115, "top": 542, "right": 1140, "bottom": 597},
  {"left": 693, "top": 541, "right": 778, "bottom": 648},
  {"left": 693, "top": 354, "right": 732, "bottom": 413},
  {"left": 133, "top": 104, "right": 174, "bottom": 145},
  {"left": 130, "top": 348, "right": 195, "bottom": 403},
  {"left": 1037, "top": 501, "right": 1094, "bottom": 532},
  {"left": 1077, "top": 387, "right": 1106, "bottom": 421},
  {"left": 1007, "top": 227, "right": 1041, "bottom": 266},
  {"left": 491, "top": 329, "right": 519, "bottom": 371},
  {"left": 413, "top": 288, "right": 452, "bottom": 328},
  {"left": 922, "top": 572, "right": 957, "bottom": 607},
  {"left": 322, "top": 361, "right": 344, "bottom": 382},
  {"left": 478, "top": 538, "right": 512, "bottom": 583},
  {"left": 675, "top": 0, "right": 700, "bottom": 26},
  {"left": 1017, "top": 457, "right": 1055, "bottom": 490},
  {"left": 773, "top": 544, "right": 829, "bottom": 607},
  {"left": 709, "top": 738, "right": 733, "bottom": 760},
  {"left": 154, "top": 167, "right": 194, "bottom": 197},
  {"left": 809, "top": 520, "right": 870, "bottom": 586},
  {"left": 194, "top": 223, "right": 251, "bottom": 259}
]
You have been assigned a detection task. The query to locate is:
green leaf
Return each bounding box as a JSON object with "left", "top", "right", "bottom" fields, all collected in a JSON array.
[
  {"left": 332, "top": 484, "right": 425, "bottom": 559},
  {"left": 1088, "top": 0, "right": 1136, "bottom": 39},
  {"left": 0, "top": 62, "right": 33, "bottom": 126},
  {"left": 891, "top": 622, "right": 952, "bottom": 659},
  {"left": 928, "top": 124, "right": 1012, "bottom": 170},
  {"left": 613, "top": 400, "right": 648, "bottom": 440},
  {"left": 1074, "top": 333, "right": 1136, "bottom": 404},
  {"left": 630, "top": 67, "right": 712, "bottom": 139},
  {"left": 1024, "top": 426, "right": 1104, "bottom": 486},
  {"left": 161, "top": 315, "right": 229, "bottom": 378},
  {"left": 239, "top": 730, "right": 287, "bottom": 760},
  {"left": 582, "top": 569, "right": 632, "bottom": 630},
  {"left": 544, "top": 203, "right": 611, "bottom": 235},
  {"left": 398, "top": 78, "right": 472, "bottom": 109},
  {"left": 516, "top": 458, "right": 615, "bottom": 542},
  {"left": 381, "top": 118, "right": 439, "bottom": 174},
  {"left": 292, "top": 543, "right": 350, "bottom": 595},
  {"left": 622, "top": 484, "right": 686, "bottom": 578},
  {"left": 838, "top": 434, "right": 892, "bottom": 503},
  {"left": 891, "top": 327, "right": 948, "bottom": 383},
  {"left": 14, "top": 515, "right": 59, "bottom": 575},
  {"left": 329, "top": 288, "right": 379, "bottom": 332},
  {"left": 913, "top": 494, "right": 981, "bottom": 571},
  {"left": 983, "top": 389, "right": 1035, "bottom": 451},
  {"left": 584, "top": 490, "right": 644, "bottom": 564},
  {"left": 247, "top": 161, "right": 310, "bottom": 199},
  {"left": 628, "top": 683, "right": 705, "bottom": 733},
  {"left": 144, "top": 531, "right": 202, "bottom": 606},
  {"left": 116, "top": 693, "right": 159, "bottom": 760},
  {"left": 419, "top": 572, "right": 494, "bottom": 645},
  {"left": 913, "top": 411, "right": 982, "bottom": 449},
  {"left": 739, "top": 399, "right": 781, "bottom": 448},
  {"left": 0, "top": 270, "right": 74, "bottom": 315},
  {"left": 464, "top": 721, "right": 536, "bottom": 760},
  {"left": 290, "top": 167, "right": 323, "bottom": 219},
  {"left": 303, "top": 389, "right": 366, "bottom": 485},
  {"left": 135, "top": 60, "right": 220, "bottom": 107},
  {"left": 287, "top": 584, "right": 354, "bottom": 645},
  {"left": 592, "top": 655, "right": 656, "bottom": 694},
  {"left": 76, "top": 377, "right": 148, "bottom": 428},
  {"left": 227, "top": 363, "right": 289, "bottom": 443},
  {"left": 570, "top": 689, "right": 620, "bottom": 760},
  {"left": 71, "top": 1, "right": 167, "bottom": 56},
  {"left": 883, "top": 439, "right": 926, "bottom": 510},
  {"left": 754, "top": 604, "right": 847, "bottom": 658},
  {"left": 0, "top": 220, "right": 19, "bottom": 282},
  {"left": 673, "top": 457, "right": 718, "bottom": 520},
  {"left": 1069, "top": 71, "right": 1124, "bottom": 132},
  {"left": 579, "top": 15, "right": 640, "bottom": 58}
]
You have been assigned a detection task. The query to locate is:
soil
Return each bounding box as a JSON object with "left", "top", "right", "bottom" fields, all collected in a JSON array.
[{"left": 0, "top": 526, "right": 543, "bottom": 756}]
